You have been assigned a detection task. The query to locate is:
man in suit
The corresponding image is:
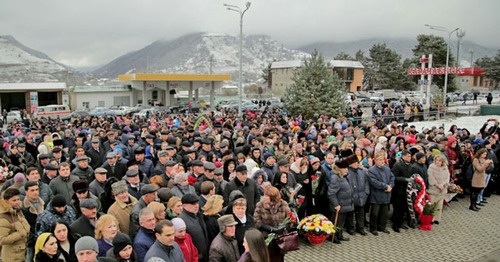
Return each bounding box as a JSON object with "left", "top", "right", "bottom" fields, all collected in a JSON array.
[
  {"left": 102, "top": 152, "right": 128, "bottom": 179},
  {"left": 87, "top": 139, "right": 105, "bottom": 169}
]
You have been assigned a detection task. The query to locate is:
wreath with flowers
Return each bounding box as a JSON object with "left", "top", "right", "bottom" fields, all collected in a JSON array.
[
  {"left": 298, "top": 214, "right": 336, "bottom": 236},
  {"left": 406, "top": 174, "right": 426, "bottom": 223}
]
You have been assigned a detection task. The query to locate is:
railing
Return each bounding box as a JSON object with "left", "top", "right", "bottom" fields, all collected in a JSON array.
[{"left": 348, "top": 107, "right": 479, "bottom": 124}]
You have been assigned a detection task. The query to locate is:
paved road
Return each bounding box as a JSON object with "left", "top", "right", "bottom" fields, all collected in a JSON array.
[{"left": 285, "top": 195, "right": 500, "bottom": 262}]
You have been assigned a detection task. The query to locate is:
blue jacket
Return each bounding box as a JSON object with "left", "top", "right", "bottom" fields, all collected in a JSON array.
[
  {"left": 347, "top": 167, "right": 370, "bottom": 207},
  {"left": 133, "top": 227, "right": 156, "bottom": 262},
  {"left": 144, "top": 240, "right": 185, "bottom": 262},
  {"left": 321, "top": 162, "right": 333, "bottom": 185},
  {"left": 367, "top": 165, "right": 395, "bottom": 204},
  {"left": 35, "top": 202, "right": 76, "bottom": 237}
]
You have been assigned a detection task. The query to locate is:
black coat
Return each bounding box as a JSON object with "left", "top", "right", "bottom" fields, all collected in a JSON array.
[
  {"left": 179, "top": 210, "right": 209, "bottom": 262},
  {"left": 87, "top": 147, "right": 104, "bottom": 169},
  {"left": 203, "top": 214, "right": 220, "bottom": 245},
  {"left": 233, "top": 213, "right": 255, "bottom": 255},
  {"left": 411, "top": 163, "right": 429, "bottom": 188},
  {"left": 223, "top": 178, "right": 260, "bottom": 215},
  {"left": 102, "top": 162, "right": 128, "bottom": 180},
  {"left": 70, "top": 215, "right": 97, "bottom": 237},
  {"left": 391, "top": 160, "right": 413, "bottom": 197}
]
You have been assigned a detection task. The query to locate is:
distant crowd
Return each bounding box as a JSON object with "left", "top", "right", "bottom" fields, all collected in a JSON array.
[{"left": 0, "top": 107, "right": 498, "bottom": 262}]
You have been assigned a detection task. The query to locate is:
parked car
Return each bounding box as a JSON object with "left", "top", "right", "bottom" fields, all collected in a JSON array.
[
  {"left": 33, "top": 105, "right": 72, "bottom": 120},
  {"left": 130, "top": 104, "right": 152, "bottom": 113},
  {"left": 71, "top": 108, "right": 90, "bottom": 118},
  {"left": 133, "top": 108, "right": 159, "bottom": 118},
  {"left": 89, "top": 107, "right": 115, "bottom": 116},
  {"left": 112, "top": 106, "right": 133, "bottom": 116},
  {"left": 6, "top": 111, "right": 22, "bottom": 123},
  {"left": 171, "top": 101, "right": 206, "bottom": 113}
]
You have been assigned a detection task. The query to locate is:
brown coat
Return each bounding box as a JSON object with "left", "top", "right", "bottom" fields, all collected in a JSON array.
[
  {"left": 107, "top": 194, "right": 138, "bottom": 234},
  {"left": 0, "top": 199, "right": 31, "bottom": 262},
  {"left": 253, "top": 199, "right": 290, "bottom": 230},
  {"left": 427, "top": 163, "right": 450, "bottom": 197},
  {"left": 472, "top": 158, "right": 490, "bottom": 188}
]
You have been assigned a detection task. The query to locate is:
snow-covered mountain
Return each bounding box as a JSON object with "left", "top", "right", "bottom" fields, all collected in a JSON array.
[
  {"left": 0, "top": 35, "right": 71, "bottom": 82},
  {"left": 93, "top": 32, "right": 310, "bottom": 82}
]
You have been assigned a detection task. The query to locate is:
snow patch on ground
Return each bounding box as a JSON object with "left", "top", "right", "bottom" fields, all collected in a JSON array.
[{"left": 409, "top": 115, "right": 499, "bottom": 135}]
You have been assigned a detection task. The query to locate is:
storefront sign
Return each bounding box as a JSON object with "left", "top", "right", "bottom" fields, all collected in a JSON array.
[{"left": 407, "top": 67, "right": 465, "bottom": 76}]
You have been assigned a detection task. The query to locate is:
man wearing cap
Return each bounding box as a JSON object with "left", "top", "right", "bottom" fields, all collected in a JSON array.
[
  {"left": 0, "top": 188, "right": 30, "bottom": 262},
  {"left": 179, "top": 193, "right": 209, "bottom": 262},
  {"left": 37, "top": 153, "right": 51, "bottom": 180},
  {"left": 70, "top": 198, "right": 100, "bottom": 237},
  {"left": 71, "top": 179, "right": 102, "bottom": 216},
  {"left": 194, "top": 162, "right": 222, "bottom": 195},
  {"left": 125, "top": 169, "right": 144, "bottom": 200},
  {"left": 108, "top": 180, "right": 138, "bottom": 234},
  {"left": 68, "top": 135, "right": 85, "bottom": 162},
  {"left": 367, "top": 151, "right": 395, "bottom": 235},
  {"left": 199, "top": 138, "right": 213, "bottom": 160},
  {"left": 72, "top": 155, "right": 95, "bottom": 182},
  {"left": 144, "top": 219, "right": 185, "bottom": 262},
  {"left": 134, "top": 147, "right": 154, "bottom": 179},
  {"left": 51, "top": 143, "right": 68, "bottom": 164},
  {"left": 345, "top": 151, "right": 370, "bottom": 236},
  {"left": 75, "top": 236, "right": 99, "bottom": 262},
  {"left": 209, "top": 215, "right": 240, "bottom": 262},
  {"left": 129, "top": 184, "right": 158, "bottom": 239},
  {"left": 153, "top": 150, "right": 170, "bottom": 176},
  {"left": 102, "top": 151, "right": 128, "bottom": 179},
  {"left": 159, "top": 160, "right": 177, "bottom": 188},
  {"left": 36, "top": 194, "right": 77, "bottom": 237},
  {"left": 18, "top": 142, "right": 36, "bottom": 167},
  {"left": 89, "top": 167, "right": 107, "bottom": 197},
  {"left": 261, "top": 153, "right": 278, "bottom": 182},
  {"left": 190, "top": 160, "right": 205, "bottom": 180},
  {"left": 49, "top": 162, "right": 79, "bottom": 203},
  {"left": 103, "top": 131, "right": 117, "bottom": 152},
  {"left": 87, "top": 138, "right": 105, "bottom": 170},
  {"left": 224, "top": 165, "right": 260, "bottom": 215},
  {"left": 412, "top": 152, "right": 429, "bottom": 188}
]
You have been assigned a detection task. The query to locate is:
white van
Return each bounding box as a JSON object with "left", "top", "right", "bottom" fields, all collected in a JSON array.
[{"left": 33, "top": 105, "right": 71, "bottom": 120}]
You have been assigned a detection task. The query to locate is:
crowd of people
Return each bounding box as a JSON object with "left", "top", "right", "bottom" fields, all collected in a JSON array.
[{"left": 0, "top": 106, "right": 498, "bottom": 262}]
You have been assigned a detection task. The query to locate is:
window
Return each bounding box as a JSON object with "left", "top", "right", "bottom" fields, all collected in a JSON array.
[
  {"left": 98, "top": 101, "right": 105, "bottom": 107},
  {"left": 82, "top": 102, "right": 89, "bottom": 108},
  {"left": 152, "top": 91, "right": 158, "bottom": 100}
]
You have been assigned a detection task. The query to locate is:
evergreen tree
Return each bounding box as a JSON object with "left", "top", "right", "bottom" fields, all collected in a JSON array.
[
  {"left": 476, "top": 50, "right": 500, "bottom": 88},
  {"left": 282, "top": 50, "right": 347, "bottom": 118},
  {"left": 364, "top": 43, "right": 407, "bottom": 90},
  {"left": 335, "top": 52, "right": 355, "bottom": 60}
]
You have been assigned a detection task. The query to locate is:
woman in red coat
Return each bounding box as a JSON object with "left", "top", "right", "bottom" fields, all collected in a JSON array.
[
  {"left": 172, "top": 217, "right": 198, "bottom": 262},
  {"left": 445, "top": 137, "right": 461, "bottom": 178}
]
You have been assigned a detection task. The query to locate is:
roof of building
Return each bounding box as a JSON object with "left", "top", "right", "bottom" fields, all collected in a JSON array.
[
  {"left": 0, "top": 82, "right": 66, "bottom": 90},
  {"left": 271, "top": 59, "right": 364, "bottom": 69},
  {"left": 118, "top": 74, "right": 231, "bottom": 82},
  {"left": 69, "top": 85, "right": 132, "bottom": 93}
]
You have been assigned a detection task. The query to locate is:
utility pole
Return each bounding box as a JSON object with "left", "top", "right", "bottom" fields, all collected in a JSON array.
[{"left": 456, "top": 30, "right": 466, "bottom": 67}]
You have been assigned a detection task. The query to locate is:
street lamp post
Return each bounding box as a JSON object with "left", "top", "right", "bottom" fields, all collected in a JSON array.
[
  {"left": 224, "top": 2, "right": 251, "bottom": 116},
  {"left": 425, "top": 24, "right": 460, "bottom": 112}
]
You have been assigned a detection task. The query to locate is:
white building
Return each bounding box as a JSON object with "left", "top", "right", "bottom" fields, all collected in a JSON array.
[{"left": 69, "top": 85, "right": 133, "bottom": 109}]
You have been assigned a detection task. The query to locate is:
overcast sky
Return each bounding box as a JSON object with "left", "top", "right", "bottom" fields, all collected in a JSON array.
[{"left": 1, "top": 0, "right": 498, "bottom": 68}]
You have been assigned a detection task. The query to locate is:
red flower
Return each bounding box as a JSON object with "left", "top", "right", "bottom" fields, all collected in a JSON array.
[
  {"left": 311, "top": 175, "right": 318, "bottom": 180},
  {"left": 187, "top": 176, "right": 197, "bottom": 186},
  {"left": 297, "top": 198, "right": 305, "bottom": 204},
  {"left": 287, "top": 212, "right": 297, "bottom": 223}
]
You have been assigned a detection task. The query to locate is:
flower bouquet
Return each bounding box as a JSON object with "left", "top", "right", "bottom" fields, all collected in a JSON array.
[
  {"left": 420, "top": 200, "right": 439, "bottom": 231},
  {"left": 298, "top": 214, "right": 336, "bottom": 245},
  {"left": 0, "top": 166, "right": 13, "bottom": 183},
  {"left": 265, "top": 211, "right": 298, "bottom": 246}
]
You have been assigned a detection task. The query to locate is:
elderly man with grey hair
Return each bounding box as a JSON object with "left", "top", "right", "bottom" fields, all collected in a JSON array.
[{"left": 133, "top": 208, "right": 157, "bottom": 262}]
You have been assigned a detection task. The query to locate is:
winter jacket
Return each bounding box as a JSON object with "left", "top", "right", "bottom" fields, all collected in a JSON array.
[
  {"left": 171, "top": 184, "right": 197, "bottom": 199},
  {"left": 204, "top": 214, "right": 220, "bottom": 245},
  {"left": 89, "top": 179, "right": 105, "bottom": 198},
  {"left": 472, "top": 158, "right": 491, "bottom": 188},
  {"left": 391, "top": 160, "right": 413, "bottom": 197},
  {"left": 3, "top": 150, "right": 27, "bottom": 174},
  {"left": 70, "top": 213, "right": 99, "bottom": 238},
  {"left": 412, "top": 162, "right": 429, "bottom": 188},
  {"left": 71, "top": 166, "right": 95, "bottom": 182},
  {"left": 97, "top": 239, "right": 113, "bottom": 257},
  {"left": 137, "top": 158, "right": 154, "bottom": 179},
  {"left": 134, "top": 227, "right": 156, "bottom": 262},
  {"left": 144, "top": 240, "right": 185, "bottom": 262},
  {"left": 253, "top": 199, "right": 290, "bottom": 235},
  {"left": 367, "top": 164, "right": 395, "bottom": 204},
  {"left": 261, "top": 163, "right": 278, "bottom": 183},
  {"left": 35, "top": 203, "right": 76, "bottom": 237},
  {"left": 129, "top": 198, "right": 147, "bottom": 240},
  {"left": 102, "top": 162, "right": 128, "bottom": 180},
  {"left": 49, "top": 174, "right": 80, "bottom": 204},
  {"left": 347, "top": 167, "right": 370, "bottom": 207},
  {"left": 321, "top": 162, "right": 334, "bottom": 186},
  {"left": 178, "top": 210, "right": 209, "bottom": 262},
  {"left": 209, "top": 233, "right": 240, "bottom": 262},
  {"left": 0, "top": 199, "right": 31, "bottom": 262},
  {"left": 223, "top": 178, "right": 260, "bottom": 215},
  {"left": 175, "top": 233, "right": 199, "bottom": 262},
  {"left": 21, "top": 197, "right": 44, "bottom": 248},
  {"left": 107, "top": 194, "right": 138, "bottom": 234},
  {"left": 71, "top": 192, "right": 102, "bottom": 217},
  {"left": 233, "top": 213, "right": 255, "bottom": 255},
  {"left": 427, "top": 163, "right": 450, "bottom": 197},
  {"left": 328, "top": 173, "right": 354, "bottom": 213},
  {"left": 19, "top": 181, "right": 53, "bottom": 205}
]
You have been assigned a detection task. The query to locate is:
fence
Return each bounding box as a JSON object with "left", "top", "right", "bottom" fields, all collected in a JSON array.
[{"left": 350, "top": 107, "right": 480, "bottom": 124}]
